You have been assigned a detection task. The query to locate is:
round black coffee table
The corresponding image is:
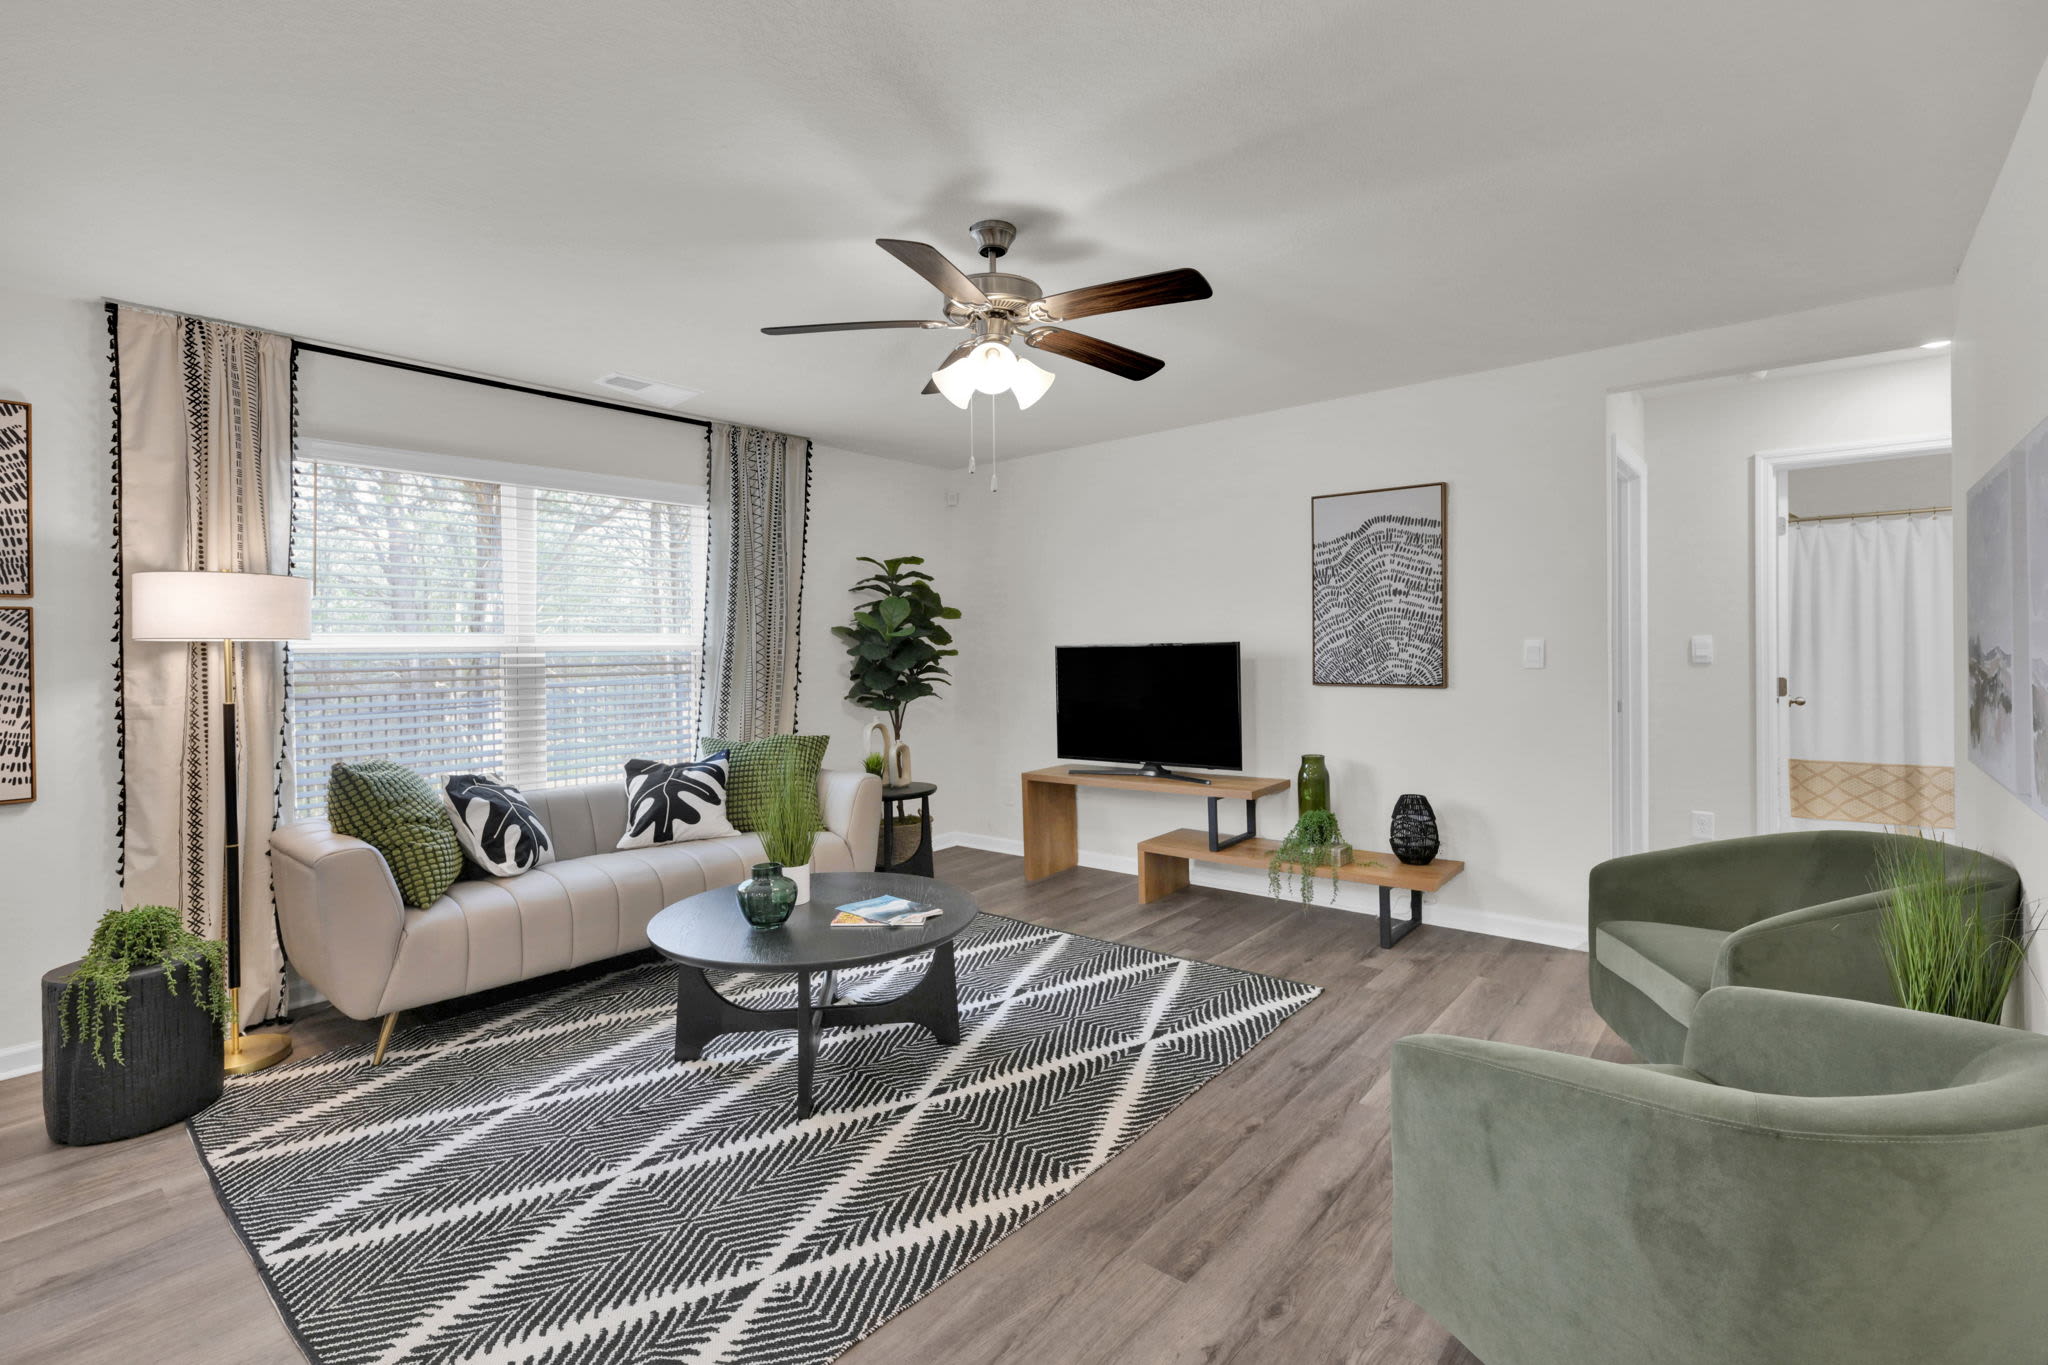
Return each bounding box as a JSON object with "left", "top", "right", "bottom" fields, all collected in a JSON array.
[{"left": 647, "top": 871, "right": 981, "bottom": 1118}]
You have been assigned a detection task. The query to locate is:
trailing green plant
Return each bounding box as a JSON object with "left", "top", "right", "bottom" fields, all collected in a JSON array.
[
  {"left": 757, "top": 757, "right": 822, "bottom": 868},
  {"left": 1877, "top": 834, "right": 2037, "bottom": 1023},
  {"left": 834, "top": 555, "right": 961, "bottom": 737},
  {"left": 60, "top": 905, "right": 230, "bottom": 1067},
  {"left": 863, "top": 752, "right": 888, "bottom": 777},
  {"left": 1268, "top": 809, "right": 1366, "bottom": 905}
]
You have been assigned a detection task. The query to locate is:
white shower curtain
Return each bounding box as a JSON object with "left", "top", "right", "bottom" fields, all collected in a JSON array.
[{"left": 1787, "top": 512, "right": 1954, "bottom": 827}]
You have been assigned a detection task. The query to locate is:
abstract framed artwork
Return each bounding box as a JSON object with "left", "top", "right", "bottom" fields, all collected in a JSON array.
[
  {"left": 0, "top": 606, "right": 31, "bottom": 804},
  {"left": 1965, "top": 413, "right": 2048, "bottom": 819},
  {"left": 0, "top": 401, "right": 28, "bottom": 597},
  {"left": 1311, "top": 481, "right": 1447, "bottom": 687}
]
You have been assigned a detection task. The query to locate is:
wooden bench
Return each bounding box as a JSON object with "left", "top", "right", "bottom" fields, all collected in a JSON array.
[{"left": 1137, "top": 827, "right": 1465, "bottom": 948}]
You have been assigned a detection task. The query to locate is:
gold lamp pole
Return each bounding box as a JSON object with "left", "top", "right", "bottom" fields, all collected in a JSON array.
[{"left": 131, "top": 570, "right": 311, "bottom": 1075}]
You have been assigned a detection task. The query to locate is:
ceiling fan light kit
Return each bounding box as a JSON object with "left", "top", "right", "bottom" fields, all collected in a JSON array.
[{"left": 760, "top": 219, "right": 1212, "bottom": 411}]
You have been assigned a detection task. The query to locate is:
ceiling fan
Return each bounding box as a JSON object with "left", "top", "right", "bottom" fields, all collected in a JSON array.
[{"left": 761, "top": 219, "right": 1212, "bottom": 409}]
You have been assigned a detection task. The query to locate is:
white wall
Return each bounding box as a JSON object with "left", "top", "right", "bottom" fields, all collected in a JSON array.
[
  {"left": 1953, "top": 58, "right": 2048, "bottom": 1034},
  {"left": 0, "top": 289, "right": 121, "bottom": 1076},
  {"left": 1639, "top": 356, "right": 1951, "bottom": 848},
  {"left": 936, "top": 288, "right": 1954, "bottom": 945},
  {"left": 1788, "top": 451, "right": 1952, "bottom": 517}
]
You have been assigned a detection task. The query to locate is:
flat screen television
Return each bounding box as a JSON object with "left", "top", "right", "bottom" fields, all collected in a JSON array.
[{"left": 1055, "top": 642, "right": 1243, "bottom": 780}]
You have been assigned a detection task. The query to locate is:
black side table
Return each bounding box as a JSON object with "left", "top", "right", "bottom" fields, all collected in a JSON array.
[{"left": 880, "top": 781, "right": 937, "bottom": 877}]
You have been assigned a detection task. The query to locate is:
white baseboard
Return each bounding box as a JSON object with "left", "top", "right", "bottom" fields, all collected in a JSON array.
[
  {"left": 933, "top": 830, "right": 1585, "bottom": 951},
  {"left": 0, "top": 1039, "right": 40, "bottom": 1081}
]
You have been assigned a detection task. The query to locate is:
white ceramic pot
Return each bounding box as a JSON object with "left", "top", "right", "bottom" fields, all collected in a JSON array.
[{"left": 785, "top": 862, "right": 813, "bottom": 905}]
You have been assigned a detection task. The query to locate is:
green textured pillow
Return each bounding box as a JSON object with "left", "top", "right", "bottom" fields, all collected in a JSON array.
[
  {"left": 700, "top": 734, "right": 829, "bottom": 833},
  {"left": 327, "top": 759, "right": 465, "bottom": 909}
]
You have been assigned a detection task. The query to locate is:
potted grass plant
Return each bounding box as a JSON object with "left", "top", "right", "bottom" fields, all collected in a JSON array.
[
  {"left": 1877, "top": 834, "right": 2036, "bottom": 1023},
  {"left": 758, "top": 761, "right": 823, "bottom": 905},
  {"left": 43, "top": 905, "right": 233, "bottom": 1145}
]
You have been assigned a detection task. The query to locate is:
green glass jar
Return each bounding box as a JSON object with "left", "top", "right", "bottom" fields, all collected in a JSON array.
[
  {"left": 1297, "top": 755, "right": 1330, "bottom": 814},
  {"left": 737, "top": 862, "right": 797, "bottom": 929}
]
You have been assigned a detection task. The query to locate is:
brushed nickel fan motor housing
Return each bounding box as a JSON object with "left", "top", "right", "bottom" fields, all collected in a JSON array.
[{"left": 969, "top": 218, "right": 1017, "bottom": 259}]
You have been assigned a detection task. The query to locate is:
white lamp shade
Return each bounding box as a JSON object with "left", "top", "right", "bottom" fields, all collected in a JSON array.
[
  {"left": 1010, "top": 356, "right": 1056, "bottom": 409},
  {"left": 931, "top": 358, "right": 980, "bottom": 409},
  {"left": 131, "top": 571, "right": 312, "bottom": 642}
]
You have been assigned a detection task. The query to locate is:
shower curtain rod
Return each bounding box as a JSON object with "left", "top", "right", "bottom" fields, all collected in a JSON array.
[{"left": 1787, "top": 505, "right": 1951, "bottom": 524}]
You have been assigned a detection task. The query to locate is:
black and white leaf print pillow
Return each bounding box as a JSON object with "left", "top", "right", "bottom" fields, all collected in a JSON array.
[
  {"left": 618, "top": 753, "right": 738, "bottom": 849},
  {"left": 440, "top": 774, "right": 556, "bottom": 877}
]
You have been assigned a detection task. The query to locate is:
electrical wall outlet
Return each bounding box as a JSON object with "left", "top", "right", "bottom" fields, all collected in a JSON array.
[
  {"left": 1690, "top": 810, "right": 1715, "bottom": 840},
  {"left": 1522, "top": 638, "right": 1546, "bottom": 668}
]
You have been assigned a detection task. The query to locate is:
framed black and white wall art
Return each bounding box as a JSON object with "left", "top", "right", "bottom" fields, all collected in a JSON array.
[
  {"left": 1311, "top": 481, "right": 1447, "bottom": 688},
  {"left": 0, "top": 607, "right": 31, "bottom": 804},
  {"left": 0, "top": 401, "right": 28, "bottom": 598}
]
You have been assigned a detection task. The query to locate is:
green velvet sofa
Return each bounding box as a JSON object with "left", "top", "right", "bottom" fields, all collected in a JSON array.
[
  {"left": 1588, "top": 831, "right": 2020, "bottom": 1064},
  {"left": 1393, "top": 987, "right": 2048, "bottom": 1365}
]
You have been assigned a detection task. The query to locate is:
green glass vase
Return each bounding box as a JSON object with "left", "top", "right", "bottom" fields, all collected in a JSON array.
[
  {"left": 1297, "top": 755, "right": 1330, "bottom": 814},
  {"left": 737, "top": 862, "right": 797, "bottom": 929}
]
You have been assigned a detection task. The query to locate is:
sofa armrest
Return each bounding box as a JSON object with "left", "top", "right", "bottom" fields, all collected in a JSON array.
[
  {"left": 270, "top": 819, "right": 407, "bottom": 1021},
  {"left": 1682, "top": 985, "right": 2021, "bottom": 1099},
  {"left": 1589, "top": 833, "right": 1831, "bottom": 937},
  {"left": 1713, "top": 891, "right": 1893, "bottom": 1003},
  {"left": 819, "top": 768, "right": 883, "bottom": 872}
]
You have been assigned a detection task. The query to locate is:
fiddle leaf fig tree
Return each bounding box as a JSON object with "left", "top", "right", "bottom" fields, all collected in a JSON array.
[{"left": 834, "top": 555, "right": 962, "bottom": 737}]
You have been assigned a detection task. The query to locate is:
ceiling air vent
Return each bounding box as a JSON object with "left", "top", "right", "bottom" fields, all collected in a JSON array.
[{"left": 597, "top": 372, "right": 702, "bottom": 409}]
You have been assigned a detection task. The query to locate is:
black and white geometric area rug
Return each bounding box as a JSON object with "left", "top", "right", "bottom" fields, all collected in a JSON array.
[{"left": 191, "top": 914, "right": 1319, "bottom": 1365}]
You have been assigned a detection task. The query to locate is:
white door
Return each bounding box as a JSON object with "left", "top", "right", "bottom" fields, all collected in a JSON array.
[{"left": 1610, "top": 438, "right": 1648, "bottom": 854}]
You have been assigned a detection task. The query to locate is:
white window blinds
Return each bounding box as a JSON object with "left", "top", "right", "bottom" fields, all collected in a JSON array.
[{"left": 289, "top": 453, "right": 707, "bottom": 818}]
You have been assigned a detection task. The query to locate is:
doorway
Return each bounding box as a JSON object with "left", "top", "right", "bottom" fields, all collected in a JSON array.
[
  {"left": 1610, "top": 435, "right": 1649, "bottom": 854},
  {"left": 1752, "top": 439, "right": 1955, "bottom": 833}
]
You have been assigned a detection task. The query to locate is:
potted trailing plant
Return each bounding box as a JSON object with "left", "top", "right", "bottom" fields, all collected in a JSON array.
[
  {"left": 43, "top": 905, "right": 233, "bottom": 1145},
  {"left": 758, "top": 761, "right": 823, "bottom": 905},
  {"left": 835, "top": 555, "right": 961, "bottom": 742},
  {"left": 1877, "top": 834, "right": 2036, "bottom": 1023},
  {"left": 1269, "top": 809, "right": 1364, "bottom": 905}
]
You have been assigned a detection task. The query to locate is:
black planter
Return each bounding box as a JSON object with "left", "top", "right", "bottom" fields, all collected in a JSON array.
[
  {"left": 1389, "top": 794, "right": 1441, "bottom": 866},
  {"left": 42, "top": 959, "right": 223, "bottom": 1146}
]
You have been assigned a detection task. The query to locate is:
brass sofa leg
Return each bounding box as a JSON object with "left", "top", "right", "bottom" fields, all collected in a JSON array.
[{"left": 373, "top": 1012, "right": 400, "bottom": 1066}]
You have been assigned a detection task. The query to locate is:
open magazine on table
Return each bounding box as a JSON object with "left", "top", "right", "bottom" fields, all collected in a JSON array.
[{"left": 831, "top": 895, "right": 944, "bottom": 927}]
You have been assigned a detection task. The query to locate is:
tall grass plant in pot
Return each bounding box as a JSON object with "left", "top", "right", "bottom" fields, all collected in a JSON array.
[
  {"left": 1877, "top": 834, "right": 2036, "bottom": 1023},
  {"left": 758, "top": 761, "right": 822, "bottom": 904}
]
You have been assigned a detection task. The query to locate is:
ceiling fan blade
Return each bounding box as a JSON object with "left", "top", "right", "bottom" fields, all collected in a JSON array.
[
  {"left": 1039, "top": 267, "right": 1212, "bottom": 321},
  {"left": 1024, "top": 327, "right": 1166, "bottom": 381},
  {"left": 921, "top": 338, "right": 978, "bottom": 395},
  {"left": 877, "top": 239, "right": 990, "bottom": 307},
  {"left": 761, "top": 320, "right": 949, "bottom": 335}
]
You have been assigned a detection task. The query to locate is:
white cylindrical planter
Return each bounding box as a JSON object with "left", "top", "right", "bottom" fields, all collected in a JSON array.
[{"left": 785, "top": 863, "right": 813, "bottom": 905}]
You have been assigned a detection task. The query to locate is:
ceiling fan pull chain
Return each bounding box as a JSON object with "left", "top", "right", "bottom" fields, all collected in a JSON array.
[
  {"left": 989, "top": 392, "right": 999, "bottom": 492},
  {"left": 967, "top": 392, "right": 977, "bottom": 474}
]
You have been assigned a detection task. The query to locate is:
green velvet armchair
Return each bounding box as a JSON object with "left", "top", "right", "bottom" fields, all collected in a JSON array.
[
  {"left": 1588, "top": 830, "right": 2020, "bottom": 1064},
  {"left": 1393, "top": 987, "right": 2048, "bottom": 1365}
]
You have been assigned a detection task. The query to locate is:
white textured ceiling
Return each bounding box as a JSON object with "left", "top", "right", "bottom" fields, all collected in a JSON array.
[{"left": 5, "top": 2, "right": 2044, "bottom": 464}]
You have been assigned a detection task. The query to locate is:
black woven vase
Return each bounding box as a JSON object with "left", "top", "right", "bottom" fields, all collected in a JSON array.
[{"left": 1389, "top": 794, "right": 1440, "bottom": 866}]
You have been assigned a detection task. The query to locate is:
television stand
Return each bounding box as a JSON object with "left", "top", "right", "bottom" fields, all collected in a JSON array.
[
  {"left": 1066, "top": 761, "right": 1210, "bottom": 784},
  {"left": 1020, "top": 765, "right": 1290, "bottom": 879}
]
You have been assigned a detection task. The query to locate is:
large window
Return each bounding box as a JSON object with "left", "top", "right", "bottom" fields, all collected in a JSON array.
[{"left": 289, "top": 447, "right": 707, "bottom": 818}]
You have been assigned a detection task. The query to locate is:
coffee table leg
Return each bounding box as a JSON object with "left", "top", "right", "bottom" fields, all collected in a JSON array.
[
  {"left": 795, "top": 969, "right": 818, "bottom": 1120},
  {"left": 925, "top": 942, "right": 961, "bottom": 1046},
  {"left": 674, "top": 966, "right": 725, "bottom": 1062}
]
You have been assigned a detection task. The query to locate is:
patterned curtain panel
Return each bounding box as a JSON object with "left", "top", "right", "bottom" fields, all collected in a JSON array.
[
  {"left": 113, "top": 305, "right": 295, "bottom": 1023},
  {"left": 703, "top": 423, "right": 811, "bottom": 743}
]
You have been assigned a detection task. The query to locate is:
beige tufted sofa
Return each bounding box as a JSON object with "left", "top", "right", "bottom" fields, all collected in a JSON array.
[{"left": 272, "top": 769, "right": 882, "bottom": 1059}]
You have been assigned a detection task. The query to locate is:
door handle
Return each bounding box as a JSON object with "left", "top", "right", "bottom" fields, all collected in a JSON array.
[{"left": 1786, "top": 696, "right": 1807, "bottom": 707}]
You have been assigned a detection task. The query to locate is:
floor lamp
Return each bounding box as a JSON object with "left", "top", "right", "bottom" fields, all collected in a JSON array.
[{"left": 131, "top": 570, "right": 312, "bottom": 1076}]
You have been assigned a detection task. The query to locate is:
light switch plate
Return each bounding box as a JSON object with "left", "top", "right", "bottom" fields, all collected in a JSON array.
[
  {"left": 1522, "top": 638, "right": 1546, "bottom": 668},
  {"left": 1689, "top": 634, "right": 1715, "bottom": 665}
]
